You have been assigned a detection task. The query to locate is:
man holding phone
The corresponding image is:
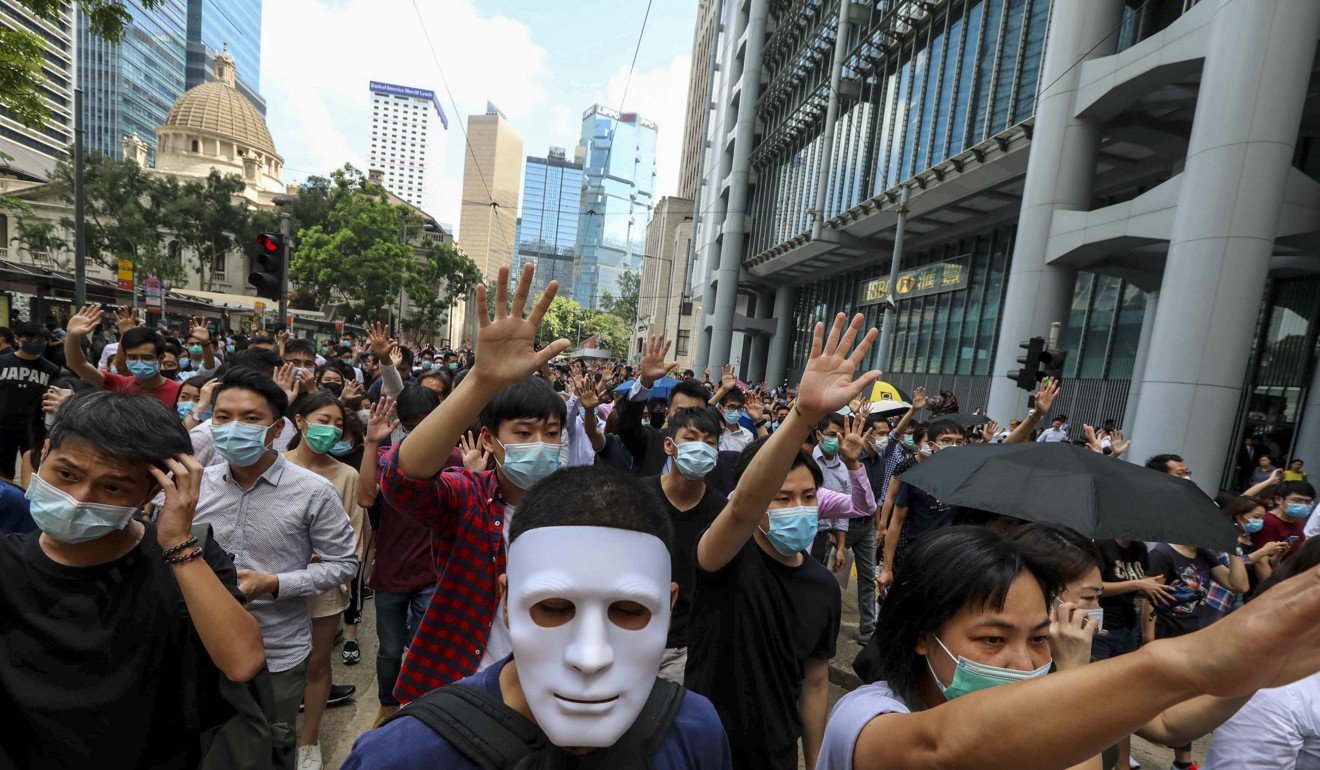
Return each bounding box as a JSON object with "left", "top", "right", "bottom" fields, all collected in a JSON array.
[{"left": 1252, "top": 481, "right": 1313, "bottom": 556}]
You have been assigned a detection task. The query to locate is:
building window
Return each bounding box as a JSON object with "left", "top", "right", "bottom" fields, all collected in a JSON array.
[
  {"left": 676, "top": 330, "right": 690, "bottom": 356},
  {"left": 214, "top": 251, "right": 227, "bottom": 276},
  {"left": 190, "top": 139, "right": 199, "bottom": 153}
]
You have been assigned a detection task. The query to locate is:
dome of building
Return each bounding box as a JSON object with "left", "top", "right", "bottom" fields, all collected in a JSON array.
[{"left": 162, "top": 49, "right": 277, "bottom": 157}]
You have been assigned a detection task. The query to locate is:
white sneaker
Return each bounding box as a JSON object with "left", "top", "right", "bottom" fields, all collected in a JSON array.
[
  {"left": 297, "top": 744, "right": 323, "bottom": 770},
  {"left": 1130, "top": 759, "right": 1140, "bottom": 769}
]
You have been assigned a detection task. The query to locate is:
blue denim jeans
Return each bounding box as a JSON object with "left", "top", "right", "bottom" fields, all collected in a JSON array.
[
  {"left": 845, "top": 522, "right": 878, "bottom": 640},
  {"left": 375, "top": 585, "right": 436, "bottom": 706}
]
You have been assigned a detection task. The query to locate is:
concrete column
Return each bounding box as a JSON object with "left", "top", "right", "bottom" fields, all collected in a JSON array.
[
  {"left": 765, "top": 284, "right": 797, "bottom": 386},
  {"left": 986, "top": 0, "right": 1125, "bottom": 422},
  {"left": 1122, "top": 290, "right": 1158, "bottom": 432},
  {"left": 1127, "top": 0, "right": 1320, "bottom": 492},
  {"left": 1291, "top": 360, "right": 1320, "bottom": 472},
  {"left": 707, "top": 0, "right": 769, "bottom": 369},
  {"left": 748, "top": 290, "right": 772, "bottom": 382}
]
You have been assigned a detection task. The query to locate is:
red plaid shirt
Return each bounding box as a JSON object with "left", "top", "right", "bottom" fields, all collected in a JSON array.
[{"left": 377, "top": 444, "right": 507, "bottom": 703}]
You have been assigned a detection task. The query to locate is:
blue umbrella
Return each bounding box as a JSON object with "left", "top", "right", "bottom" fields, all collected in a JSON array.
[{"left": 613, "top": 376, "right": 682, "bottom": 398}]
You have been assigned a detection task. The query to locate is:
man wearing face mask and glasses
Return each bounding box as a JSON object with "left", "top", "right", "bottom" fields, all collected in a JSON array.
[
  {"left": 0, "top": 391, "right": 264, "bottom": 767},
  {"left": 379, "top": 265, "right": 572, "bottom": 708},
  {"left": 345, "top": 467, "right": 732, "bottom": 769}
]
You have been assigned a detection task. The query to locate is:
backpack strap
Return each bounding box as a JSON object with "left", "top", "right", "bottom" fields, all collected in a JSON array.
[
  {"left": 617, "top": 678, "right": 686, "bottom": 759},
  {"left": 383, "top": 685, "right": 550, "bottom": 770}
]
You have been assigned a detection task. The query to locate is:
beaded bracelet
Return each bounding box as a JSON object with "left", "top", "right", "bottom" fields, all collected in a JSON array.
[
  {"left": 166, "top": 547, "right": 204, "bottom": 566},
  {"left": 162, "top": 537, "right": 198, "bottom": 559}
]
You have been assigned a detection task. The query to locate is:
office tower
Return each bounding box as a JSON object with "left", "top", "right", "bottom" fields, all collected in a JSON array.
[
  {"left": 516, "top": 147, "right": 582, "bottom": 297},
  {"left": 0, "top": 1, "right": 76, "bottom": 178},
  {"left": 572, "top": 104, "right": 657, "bottom": 309},
  {"left": 368, "top": 81, "right": 448, "bottom": 214},
  {"left": 185, "top": 0, "right": 264, "bottom": 114},
  {"left": 635, "top": 195, "right": 695, "bottom": 364},
  {"left": 454, "top": 104, "right": 523, "bottom": 339},
  {"left": 78, "top": 0, "right": 188, "bottom": 160},
  {"left": 677, "top": 0, "right": 721, "bottom": 201}
]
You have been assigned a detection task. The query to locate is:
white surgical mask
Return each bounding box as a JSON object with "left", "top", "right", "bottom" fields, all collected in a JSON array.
[{"left": 505, "top": 526, "right": 671, "bottom": 748}]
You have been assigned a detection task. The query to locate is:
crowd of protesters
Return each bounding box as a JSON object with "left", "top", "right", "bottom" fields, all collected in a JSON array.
[{"left": 1, "top": 264, "right": 1319, "bottom": 770}]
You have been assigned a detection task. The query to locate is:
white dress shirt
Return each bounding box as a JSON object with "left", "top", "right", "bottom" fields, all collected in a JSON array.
[{"left": 1207, "top": 672, "right": 1320, "bottom": 769}]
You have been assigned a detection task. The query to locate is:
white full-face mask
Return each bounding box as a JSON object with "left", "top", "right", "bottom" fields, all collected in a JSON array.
[{"left": 505, "top": 525, "right": 672, "bottom": 748}]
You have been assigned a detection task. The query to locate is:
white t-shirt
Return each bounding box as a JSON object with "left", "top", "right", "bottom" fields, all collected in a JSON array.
[
  {"left": 818, "top": 681, "right": 912, "bottom": 770},
  {"left": 477, "top": 504, "right": 515, "bottom": 672},
  {"left": 1208, "top": 672, "right": 1320, "bottom": 769},
  {"left": 719, "top": 425, "right": 755, "bottom": 453}
]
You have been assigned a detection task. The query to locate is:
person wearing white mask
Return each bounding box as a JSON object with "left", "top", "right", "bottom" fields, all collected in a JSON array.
[
  {"left": 378, "top": 265, "right": 570, "bottom": 708},
  {"left": 685, "top": 313, "right": 883, "bottom": 770},
  {"left": 192, "top": 368, "right": 359, "bottom": 738},
  {"left": 343, "top": 466, "right": 733, "bottom": 768}
]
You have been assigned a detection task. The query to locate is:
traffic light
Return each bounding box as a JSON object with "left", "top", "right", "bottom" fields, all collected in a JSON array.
[
  {"left": 1007, "top": 337, "right": 1046, "bottom": 391},
  {"left": 248, "top": 232, "right": 284, "bottom": 300},
  {"left": 1040, "top": 347, "right": 1068, "bottom": 383}
]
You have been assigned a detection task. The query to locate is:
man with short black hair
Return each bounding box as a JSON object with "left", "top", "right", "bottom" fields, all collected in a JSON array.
[
  {"left": 0, "top": 327, "right": 14, "bottom": 355},
  {"left": 715, "top": 386, "right": 755, "bottom": 452},
  {"left": 1146, "top": 453, "right": 1190, "bottom": 478},
  {"left": 1252, "top": 480, "right": 1315, "bottom": 557},
  {"left": 344, "top": 466, "right": 732, "bottom": 769},
  {"left": 193, "top": 368, "right": 359, "bottom": 733},
  {"left": 0, "top": 322, "right": 59, "bottom": 480},
  {"left": 0, "top": 390, "right": 264, "bottom": 766},
  {"left": 64, "top": 306, "right": 182, "bottom": 407}
]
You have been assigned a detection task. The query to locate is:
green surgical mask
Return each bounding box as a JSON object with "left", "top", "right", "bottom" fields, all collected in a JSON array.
[
  {"left": 303, "top": 423, "right": 343, "bottom": 454},
  {"left": 187, "top": 344, "right": 204, "bottom": 356},
  {"left": 927, "top": 636, "right": 1051, "bottom": 701},
  {"left": 821, "top": 437, "right": 841, "bottom": 455}
]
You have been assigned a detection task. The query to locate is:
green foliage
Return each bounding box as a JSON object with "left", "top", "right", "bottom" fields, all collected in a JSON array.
[
  {"left": 599, "top": 269, "right": 640, "bottom": 325},
  {"left": 162, "top": 170, "right": 252, "bottom": 292},
  {"left": 50, "top": 150, "right": 183, "bottom": 290},
  {"left": 537, "top": 295, "right": 630, "bottom": 355},
  {"left": 404, "top": 241, "right": 482, "bottom": 342},
  {"left": 3, "top": 1, "right": 165, "bottom": 129},
  {"left": 9, "top": 218, "right": 69, "bottom": 269},
  {"left": 289, "top": 165, "right": 418, "bottom": 321}
]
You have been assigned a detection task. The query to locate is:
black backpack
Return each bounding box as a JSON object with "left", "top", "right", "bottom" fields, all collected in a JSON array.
[{"left": 384, "top": 676, "right": 685, "bottom": 770}]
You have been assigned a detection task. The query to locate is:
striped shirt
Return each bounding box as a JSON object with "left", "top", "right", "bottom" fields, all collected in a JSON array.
[{"left": 194, "top": 453, "right": 359, "bottom": 672}]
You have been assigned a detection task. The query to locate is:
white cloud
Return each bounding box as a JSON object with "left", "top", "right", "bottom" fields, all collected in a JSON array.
[
  {"left": 595, "top": 53, "right": 693, "bottom": 199},
  {"left": 261, "top": 0, "right": 550, "bottom": 231}
]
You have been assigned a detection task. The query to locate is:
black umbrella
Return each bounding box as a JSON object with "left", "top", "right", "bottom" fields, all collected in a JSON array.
[{"left": 898, "top": 443, "right": 1240, "bottom": 551}]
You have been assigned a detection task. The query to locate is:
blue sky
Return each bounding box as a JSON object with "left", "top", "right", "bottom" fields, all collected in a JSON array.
[{"left": 261, "top": 0, "right": 697, "bottom": 233}]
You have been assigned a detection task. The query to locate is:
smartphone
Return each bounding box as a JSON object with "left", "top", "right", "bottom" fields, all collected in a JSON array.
[{"left": 1286, "top": 535, "right": 1300, "bottom": 544}]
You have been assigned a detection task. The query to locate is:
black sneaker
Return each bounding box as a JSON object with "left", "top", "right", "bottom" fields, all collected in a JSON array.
[
  {"left": 342, "top": 640, "right": 361, "bottom": 666},
  {"left": 326, "top": 683, "right": 356, "bottom": 707}
]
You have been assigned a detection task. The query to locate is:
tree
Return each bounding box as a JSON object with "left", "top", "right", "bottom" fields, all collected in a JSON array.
[
  {"left": 538, "top": 296, "right": 587, "bottom": 347},
  {"left": 9, "top": 218, "right": 69, "bottom": 269},
  {"left": 599, "top": 269, "right": 640, "bottom": 327},
  {"left": 51, "top": 151, "right": 182, "bottom": 290},
  {"left": 162, "top": 170, "right": 251, "bottom": 292},
  {"left": 2, "top": 1, "right": 165, "bottom": 129},
  {"left": 289, "top": 166, "right": 417, "bottom": 320},
  {"left": 404, "top": 241, "right": 482, "bottom": 341}
]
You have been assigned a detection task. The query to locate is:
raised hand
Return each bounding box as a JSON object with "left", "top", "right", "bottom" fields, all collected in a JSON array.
[
  {"left": 638, "top": 334, "right": 674, "bottom": 388},
  {"left": 368, "top": 321, "right": 391, "bottom": 361},
  {"left": 745, "top": 391, "right": 765, "bottom": 423},
  {"left": 471, "top": 264, "right": 569, "bottom": 389},
  {"left": 579, "top": 384, "right": 604, "bottom": 412},
  {"left": 340, "top": 379, "right": 363, "bottom": 402},
  {"left": 1034, "top": 377, "right": 1061, "bottom": 414},
  {"left": 150, "top": 454, "right": 205, "bottom": 549},
  {"left": 189, "top": 317, "right": 211, "bottom": 345},
  {"left": 273, "top": 363, "right": 298, "bottom": 405},
  {"left": 66, "top": 304, "right": 103, "bottom": 338},
  {"left": 42, "top": 386, "right": 71, "bottom": 416},
  {"left": 793, "top": 313, "right": 882, "bottom": 422},
  {"left": 459, "top": 431, "right": 491, "bottom": 472},
  {"left": 386, "top": 342, "right": 401, "bottom": 367},
  {"left": 911, "top": 386, "right": 928, "bottom": 411},
  {"left": 197, "top": 379, "right": 219, "bottom": 412},
  {"left": 840, "top": 412, "right": 867, "bottom": 465},
  {"left": 1049, "top": 602, "right": 1098, "bottom": 672},
  {"left": 720, "top": 364, "right": 737, "bottom": 391},
  {"left": 366, "top": 397, "right": 398, "bottom": 444},
  {"left": 114, "top": 306, "right": 141, "bottom": 335}
]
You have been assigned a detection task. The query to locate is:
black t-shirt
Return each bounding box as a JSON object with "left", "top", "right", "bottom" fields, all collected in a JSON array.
[
  {"left": 0, "top": 522, "right": 243, "bottom": 768},
  {"left": 0, "top": 352, "right": 60, "bottom": 422},
  {"left": 1096, "top": 540, "right": 1148, "bottom": 632},
  {"left": 1147, "top": 544, "right": 1215, "bottom": 638},
  {"left": 685, "top": 539, "right": 841, "bottom": 770},
  {"left": 643, "top": 476, "right": 726, "bottom": 649},
  {"left": 894, "top": 459, "right": 953, "bottom": 543}
]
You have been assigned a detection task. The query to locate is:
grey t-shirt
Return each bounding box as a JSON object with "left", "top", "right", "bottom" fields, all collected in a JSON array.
[{"left": 818, "top": 681, "right": 911, "bottom": 770}]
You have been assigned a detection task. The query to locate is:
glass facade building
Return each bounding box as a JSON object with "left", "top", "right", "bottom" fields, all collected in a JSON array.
[
  {"left": 518, "top": 147, "right": 583, "bottom": 298},
  {"left": 572, "top": 105, "right": 658, "bottom": 309},
  {"left": 78, "top": 0, "right": 188, "bottom": 161},
  {"left": 0, "top": 1, "right": 75, "bottom": 175},
  {"left": 186, "top": 0, "right": 264, "bottom": 114}
]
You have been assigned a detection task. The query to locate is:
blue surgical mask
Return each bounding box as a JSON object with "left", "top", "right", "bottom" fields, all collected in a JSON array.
[
  {"left": 674, "top": 441, "right": 718, "bottom": 480},
  {"left": 1243, "top": 518, "right": 1265, "bottom": 534},
  {"left": 25, "top": 473, "right": 141, "bottom": 544},
  {"left": 821, "top": 437, "right": 841, "bottom": 456},
  {"left": 496, "top": 439, "right": 560, "bottom": 490},
  {"left": 722, "top": 409, "right": 742, "bottom": 425},
  {"left": 176, "top": 401, "right": 196, "bottom": 420},
  {"left": 1286, "top": 502, "right": 1312, "bottom": 520},
  {"left": 178, "top": 356, "right": 191, "bottom": 370},
  {"left": 928, "top": 636, "right": 1052, "bottom": 701},
  {"left": 329, "top": 438, "right": 355, "bottom": 457},
  {"left": 126, "top": 359, "right": 159, "bottom": 380},
  {"left": 759, "top": 504, "right": 819, "bottom": 556},
  {"left": 211, "top": 420, "right": 274, "bottom": 467}
]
